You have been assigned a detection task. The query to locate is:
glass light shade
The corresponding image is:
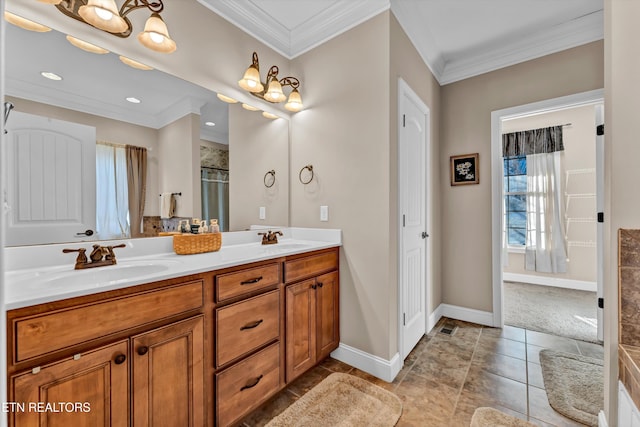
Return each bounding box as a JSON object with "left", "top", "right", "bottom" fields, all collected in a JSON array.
[
  {"left": 66, "top": 35, "right": 109, "bottom": 54},
  {"left": 285, "top": 89, "right": 304, "bottom": 112},
  {"left": 4, "top": 12, "right": 51, "bottom": 32},
  {"left": 79, "top": 0, "right": 128, "bottom": 33},
  {"left": 242, "top": 104, "right": 259, "bottom": 111},
  {"left": 37, "top": 0, "right": 62, "bottom": 4},
  {"left": 262, "top": 112, "right": 278, "bottom": 120},
  {"left": 119, "top": 56, "right": 153, "bottom": 71},
  {"left": 265, "top": 78, "right": 286, "bottom": 103},
  {"left": 217, "top": 93, "right": 238, "bottom": 104},
  {"left": 238, "top": 66, "right": 264, "bottom": 93},
  {"left": 138, "top": 13, "right": 176, "bottom": 53}
]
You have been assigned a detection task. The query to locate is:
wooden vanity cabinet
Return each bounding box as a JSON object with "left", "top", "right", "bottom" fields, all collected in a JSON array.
[{"left": 285, "top": 249, "right": 340, "bottom": 382}]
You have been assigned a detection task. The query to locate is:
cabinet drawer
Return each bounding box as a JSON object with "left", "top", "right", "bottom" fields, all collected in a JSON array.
[
  {"left": 14, "top": 281, "right": 204, "bottom": 362},
  {"left": 216, "top": 290, "right": 280, "bottom": 367},
  {"left": 216, "top": 342, "right": 280, "bottom": 427},
  {"left": 285, "top": 249, "right": 338, "bottom": 283},
  {"left": 216, "top": 263, "right": 280, "bottom": 302}
]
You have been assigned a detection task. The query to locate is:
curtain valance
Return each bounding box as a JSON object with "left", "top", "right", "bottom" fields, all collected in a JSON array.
[{"left": 502, "top": 125, "right": 564, "bottom": 157}]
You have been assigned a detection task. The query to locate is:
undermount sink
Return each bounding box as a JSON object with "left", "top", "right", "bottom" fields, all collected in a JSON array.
[{"left": 17, "top": 260, "right": 181, "bottom": 291}]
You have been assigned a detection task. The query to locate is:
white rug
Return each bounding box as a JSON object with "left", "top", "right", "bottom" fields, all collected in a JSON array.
[{"left": 503, "top": 281, "right": 598, "bottom": 343}]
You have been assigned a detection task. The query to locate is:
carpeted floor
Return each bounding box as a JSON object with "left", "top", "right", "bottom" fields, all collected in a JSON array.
[{"left": 503, "top": 281, "right": 598, "bottom": 343}]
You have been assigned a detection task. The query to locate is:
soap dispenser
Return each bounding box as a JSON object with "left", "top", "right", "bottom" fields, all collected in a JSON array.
[{"left": 210, "top": 219, "right": 220, "bottom": 233}]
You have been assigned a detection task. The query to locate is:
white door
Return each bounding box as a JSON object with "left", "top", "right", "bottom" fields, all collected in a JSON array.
[
  {"left": 5, "top": 111, "right": 96, "bottom": 246},
  {"left": 595, "top": 104, "right": 604, "bottom": 342},
  {"left": 399, "top": 79, "right": 429, "bottom": 359}
]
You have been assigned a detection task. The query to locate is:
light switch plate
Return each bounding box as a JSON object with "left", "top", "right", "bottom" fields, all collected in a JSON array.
[
  {"left": 259, "top": 206, "right": 266, "bottom": 220},
  {"left": 320, "top": 205, "right": 329, "bottom": 221}
]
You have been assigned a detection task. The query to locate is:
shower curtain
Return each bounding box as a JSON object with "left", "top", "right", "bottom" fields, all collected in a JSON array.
[{"left": 201, "top": 168, "right": 229, "bottom": 232}]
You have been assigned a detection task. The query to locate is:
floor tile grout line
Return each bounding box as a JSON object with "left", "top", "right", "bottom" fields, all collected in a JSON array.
[{"left": 448, "top": 325, "right": 483, "bottom": 421}]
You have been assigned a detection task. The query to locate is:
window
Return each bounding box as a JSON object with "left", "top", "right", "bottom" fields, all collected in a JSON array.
[{"left": 504, "top": 155, "right": 527, "bottom": 246}]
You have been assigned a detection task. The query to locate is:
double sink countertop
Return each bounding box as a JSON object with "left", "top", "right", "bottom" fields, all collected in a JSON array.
[{"left": 4, "top": 227, "right": 342, "bottom": 310}]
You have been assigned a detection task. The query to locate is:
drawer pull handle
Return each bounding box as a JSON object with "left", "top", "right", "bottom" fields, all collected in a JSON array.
[
  {"left": 240, "top": 319, "right": 263, "bottom": 331},
  {"left": 241, "top": 276, "right": 263, "bottom": 285},
  {"left": 114, "top": 354, "right": 127, "bottom": 365},
  {"left": 137, "top": 346, "right": 149, "bottom": 356},
  {"left": 240, "top": 374, "right": 263, "bottom": 391}
]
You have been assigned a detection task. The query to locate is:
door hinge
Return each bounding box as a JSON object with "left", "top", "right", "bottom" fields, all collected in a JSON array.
[
  {"left": 598, "top": 298, "right": 604, "bottom": 309},
  {"left": 403, "top": 114, "right": 405, "bottom": 128},
  {"left": 403, "top": 214, "right": 405, "bottom": 227},
  {"left": 597, "top": 212, "right": 604, "bottom": 223},
  {"left": 597, "top": 124, "right": 604, "bottom": 136},
  {"left": 403, "top": 313, "right": 406, "bottom": 326}
]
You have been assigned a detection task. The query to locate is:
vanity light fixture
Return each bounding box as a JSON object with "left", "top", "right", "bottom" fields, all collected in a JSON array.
[
  {"left": 119, "top": 55, "right": 153, "bottom": 70},
  {"left": 216, "top": 93, "right": 238, "bottom": 104},
  {"left": 262, "top": 112, "right": 279, "bottom": 120},
  {"left": 238, "top": 52, "right": 304, "bottom": 112},
  {"left": 41, "top": 71, "right": 63, "bottom": 81},
  {"left": 66, "top": 35, "right": 109, "bottom": 54},
  {"left": 4, "top": 11, "right": 51, "bottom": 32},
  {"left": 242, "top": 104, "right": 260, "bottom": 112},
  {"left": 126, "top": 96, "right": 141, "bottom": 104},
  {"left": 37, "top": 0, "right": 62, "bottom": 4},
  {"left": 50, "top": 0, "right": 177, "bottom": 53}
]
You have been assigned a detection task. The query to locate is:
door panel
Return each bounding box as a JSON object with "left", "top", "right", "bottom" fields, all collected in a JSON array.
[
  {"left": 285, "top": 279, "right": 316, "bottom": 382},
  {"left": 316, "top": 271, "right": 339, "bottom": 360}
]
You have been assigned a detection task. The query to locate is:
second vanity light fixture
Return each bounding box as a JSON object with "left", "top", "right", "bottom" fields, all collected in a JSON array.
[
  {"left": 238, "top": 52, "right": 303, "bottom": 112},
  {"left": 42, "top": 0, "right": 177, "bottom": 53}
]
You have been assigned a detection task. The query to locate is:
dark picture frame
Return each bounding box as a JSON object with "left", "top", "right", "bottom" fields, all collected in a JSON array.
[{"left": 450, "top": 153, "right": 479, "bottom": 186}]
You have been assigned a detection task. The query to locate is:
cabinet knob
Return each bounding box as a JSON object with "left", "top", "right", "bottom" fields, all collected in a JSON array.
[
  {"left": 114, "top": 354, "right": 127, "bottom": 365},
  {"left": 137, "top": 346, "right": 149, "bottom": 356},
  {"left": 311, "top": 284, "right": 317, "bottom": 290},
  {"left": 317, "top": 282, "right": 324, "bottom": 288}
]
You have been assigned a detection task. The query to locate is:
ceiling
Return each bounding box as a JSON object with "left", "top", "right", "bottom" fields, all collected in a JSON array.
[{"left": 198, "top": 0, "right": 604, "bottom": 84}]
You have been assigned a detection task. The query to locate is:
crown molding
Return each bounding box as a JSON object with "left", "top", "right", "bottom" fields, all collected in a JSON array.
[
  {"left": 439, "top": 10, "right": 604, "bottom": 85},
  {"left": 200, "top": 127, "right": 229, "bottom": 145}
]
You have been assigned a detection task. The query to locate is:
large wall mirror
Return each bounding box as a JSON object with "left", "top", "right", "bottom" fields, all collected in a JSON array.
[{"left": 3, "top": 19, "right": 289, "bottom": 246}]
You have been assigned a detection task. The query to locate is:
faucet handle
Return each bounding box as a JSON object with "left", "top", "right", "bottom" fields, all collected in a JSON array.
[
  {"left": 104, "top": 243, "right": 126, "bottom": 261},
  {"left": 62, "top": 247, "right": 88, "bottom": 269}
]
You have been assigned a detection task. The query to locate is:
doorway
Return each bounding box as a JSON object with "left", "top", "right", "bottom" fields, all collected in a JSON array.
[
  {"left": 491, "top": 89, "right": 604, "bottom": 342},
  {"left": 398, "top": 78, "right": 431, "bottom": 359}
]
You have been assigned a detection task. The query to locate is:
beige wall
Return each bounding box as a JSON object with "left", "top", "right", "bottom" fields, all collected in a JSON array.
[
  {"left": 502, "top": 105, "right": 598, "bottom": 283},
  {"left": 603, "top": 0, "right": 640, "bottom": 422},
  {"left": 6, "top": 95, "right": 161, "bottom": 216},
  {"left": 389, "top": 14, "right": 442, "bottom": 344},
  {"left": 229, "top": 105, "right": 289, "bottom": 231},
  {"left": 441, "top": 41, "right": 604, "bottom": 312}
]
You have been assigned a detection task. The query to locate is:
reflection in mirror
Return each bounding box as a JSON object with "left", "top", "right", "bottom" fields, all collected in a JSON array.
[{"left": 3, "top": 18, "right": 289, "bottom": 246}]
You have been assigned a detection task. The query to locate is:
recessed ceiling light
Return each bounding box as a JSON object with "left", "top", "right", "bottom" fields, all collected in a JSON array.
[
  {"left": 205, "top": 121, "right": 216, "bottom": 127},
  {"left": 217, "top": 93, "right": 238, "bottom": 104},
  {"left": 41, "top": 71, "right": 62, "bottom": 81},
  {"left": 126, "top": 97, "right": 141, "bottom": 104},
  {"left": 262, "top": 112, "right": 278, "bottom": 120},
  {"left": 4, "top": 11, "right": 51, "bottom": 32},
  {"left": 66, "top": 35, "right": 109, "bottom": 54},
  {"left": 119, "top": 56, "right": 153, "bottom": 71},
  {"left": 242, "top": 104, "right": 259, "bottom": 111}
]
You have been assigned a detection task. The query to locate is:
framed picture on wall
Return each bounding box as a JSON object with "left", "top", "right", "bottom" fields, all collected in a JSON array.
[{"left": 450, "top": 153, "right": 479, "bottom": 186}]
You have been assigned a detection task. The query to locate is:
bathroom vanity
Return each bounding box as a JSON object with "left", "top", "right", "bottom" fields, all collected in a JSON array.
[{"left": 4, "top": 229, "right": 341, "bottom": 427}]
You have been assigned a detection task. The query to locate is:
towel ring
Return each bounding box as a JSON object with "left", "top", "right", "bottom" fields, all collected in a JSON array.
[
  {"left": 264, "top": 170, "right": 276, "bottom": 188},
  {"left": 299, "top": 165, "right": 314, "bottom": 185}
]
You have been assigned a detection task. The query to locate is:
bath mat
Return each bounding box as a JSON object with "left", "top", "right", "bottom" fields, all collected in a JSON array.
[
  {"left": 265, "top": 372, "right": 402, "bottom": 427},
  {"left": 470, "top": 407, "right": 536, "bottom": 427},
  {"left": 539, "top": 350, "right": 603, "bottom": 426}
]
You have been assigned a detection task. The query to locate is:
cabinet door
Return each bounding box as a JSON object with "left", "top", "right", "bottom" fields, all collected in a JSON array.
[
  {"left": 132, "top": 316, "right": 204, "bottom": 427},
  {"left": 11, "top": 340, "right": 128, "bottom": 427},
  {"left": 286, "top": 279, "right": 317, "bottom": 382},
  {"left": 316, "top": 271, "right": 340, "bottom": 360}
]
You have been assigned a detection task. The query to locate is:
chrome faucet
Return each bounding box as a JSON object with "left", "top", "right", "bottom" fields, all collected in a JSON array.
[
  {"left": 63, "top": 243, "right": 126, "bottom": 270},
  {"left": 258, "top": 230, "right": 283, "bottom": 245}
]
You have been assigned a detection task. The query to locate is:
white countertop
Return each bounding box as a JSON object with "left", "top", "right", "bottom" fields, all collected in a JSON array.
[{"left": 3, "top": 227, "right": 341, "bottom": 310}]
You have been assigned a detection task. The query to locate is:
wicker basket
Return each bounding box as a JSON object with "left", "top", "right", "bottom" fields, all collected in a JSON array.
[{"left": 173, "top": 233, "right": 222, "bottom": 255}]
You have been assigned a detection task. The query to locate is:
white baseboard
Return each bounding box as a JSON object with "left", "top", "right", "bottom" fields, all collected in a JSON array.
[
  {"left": 427, "top": 304, "right": 443, "bottom": 333},
  {"left": 598, "top": 410, "right": 608, "bottom": 427},
  {"left": 503, "top": 272, "right": 596, "bottom": 292},
  {"left": 330, "top": 343, "right": 402, "bottom": 383},
  {"left": 438, "top": 303, "right": 494, "bottom": 327}
]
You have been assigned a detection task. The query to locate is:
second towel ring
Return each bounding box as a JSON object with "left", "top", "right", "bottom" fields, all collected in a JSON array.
[
  {"left": 264, "top": 170, "right": 276, "bottom": 188},
  {"left": 299, "top": 164, "right": 314, "bottom": 184}
]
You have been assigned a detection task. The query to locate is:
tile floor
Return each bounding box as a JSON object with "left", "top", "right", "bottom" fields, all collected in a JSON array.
[{"left": 239, "top": 318, "right": 604, "bottom": 426}]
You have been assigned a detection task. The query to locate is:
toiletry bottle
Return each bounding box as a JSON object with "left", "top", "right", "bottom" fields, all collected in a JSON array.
[
  {"left": 210, "top": 219, "right": 220, "bottom": 233},
  {"left": 201, "top": 220, "right": 209, "bottom": 233}
]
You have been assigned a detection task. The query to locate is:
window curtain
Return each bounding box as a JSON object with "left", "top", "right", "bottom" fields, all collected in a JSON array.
[
  {"left": 126, "top": 146, "right": 147, "bottom": 238},
  {"left": 502, "top": 126, "right": 567, "bottom": 273},
  {"left": 201, "top": 168, "right": 229, "bottom": 232},
  {"left": 96, "top": 143, "right": 129, "bottom": 239}
]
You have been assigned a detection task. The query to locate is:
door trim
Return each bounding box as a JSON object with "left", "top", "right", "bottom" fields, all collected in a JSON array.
[
  {"left": 397, "top": 78, "right": 431, "bottom": 360},
  {"left": 490, "top": 88, "right": 604, "bottom": 328}
]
